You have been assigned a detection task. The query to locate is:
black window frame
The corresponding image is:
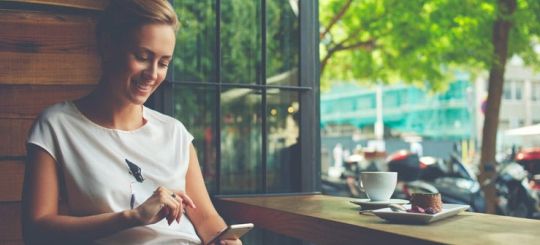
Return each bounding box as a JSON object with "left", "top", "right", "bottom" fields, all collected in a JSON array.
[{"left": 148, "top": 0, "right": 320, "bottom": 195}]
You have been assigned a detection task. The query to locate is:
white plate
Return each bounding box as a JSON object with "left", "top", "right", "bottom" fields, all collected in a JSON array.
[
  {"left": 350, "top": 199, "right": 409, "bottom": 209},
  {"left": 372, "top": 204, "right": 470, "bottom": 224}
]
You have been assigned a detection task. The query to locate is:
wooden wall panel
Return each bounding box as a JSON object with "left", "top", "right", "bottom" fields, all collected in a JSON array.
[
  {"left": 0, "top": 202, "right": 22, "bottom": 243},
  {"left": 3, "top": 0, "right": 108, "bottom": 10},
  {"left": 0, "top": 118, "right": 34, "bottom": 156},
  {"left": 0, "top": 2, "right": 105, "bottom": 244},
  {"left": 0, "top": 52, "right": 99, "bottom": 85},
  {"left": 0, "top": 161, "right": 25, "bottom": 202},
  {"left": 0, "top": 10, "right": 100, "bottom": 85},
  {"left": 2, "top": 241, "right": 23, "bottom": 245},
  {"left": 0, "top": 85, "right": 94, "bottom": 118},
  {"left": 0, "top": 10, "right": 97, "bottom": 50}
]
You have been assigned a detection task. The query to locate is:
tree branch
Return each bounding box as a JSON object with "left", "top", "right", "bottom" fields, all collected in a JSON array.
[
  {"left": 335, "top": 39, "right": 376, "bottom": 52},
  {"left": 320, "top": 39, "right": 376, "bottom": 76},
  {"left": 320, "top": 0, "right": 353, "bottom": 39}
]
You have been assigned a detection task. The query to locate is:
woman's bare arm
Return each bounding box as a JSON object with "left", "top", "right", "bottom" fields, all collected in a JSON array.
[
  {"left": 184, "top": 144, "right": 229, "bottom": 244},
  {"left": 22, "top": 145, "right": 141, "bottom": 244}
]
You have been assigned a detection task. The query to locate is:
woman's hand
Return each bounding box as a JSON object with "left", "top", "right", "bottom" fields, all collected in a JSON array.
[{"left": 132, "top": 186, "right": 196, "bottom": 225}]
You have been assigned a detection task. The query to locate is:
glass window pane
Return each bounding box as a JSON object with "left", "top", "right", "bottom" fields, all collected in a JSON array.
[
  {"left": 220, "top": 88, "right": 262, "bottom": 193},
  {"left": 533, "top": 82, "right": 540, "bottom": 101},
  {"left": 267, "top": 90, "right": 300, "bottom": 193},
  {"left": 503, "top": 80, "right": 512, "bottom": 100},
  {"left": 266, "top": 0, "right": 300, "bottom": 86},
  {"left": 515, "top": 81, "right": 523, "bottom": 100},
  {"left": 221, "top": 0, "right": 261, "bottom": 84},
  {"left": 172, "top": 85, "right": 218, "bottom": 193},
  {"left": 174, "top": 0, "right": 216, "bottom": 82}
]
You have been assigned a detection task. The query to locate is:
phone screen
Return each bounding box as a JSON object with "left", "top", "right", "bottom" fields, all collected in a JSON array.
[{"left": 206, "top": 223, "right": 254, "bottom": 245}]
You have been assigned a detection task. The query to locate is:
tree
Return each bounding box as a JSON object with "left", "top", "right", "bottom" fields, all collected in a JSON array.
[{"left": 320, "top": 0, "right": 540, "bottom": 213}]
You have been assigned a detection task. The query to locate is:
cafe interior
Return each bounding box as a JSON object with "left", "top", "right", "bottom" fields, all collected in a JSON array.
[{"left": 0, "top": 0, "right": 538, "bottom": 244}]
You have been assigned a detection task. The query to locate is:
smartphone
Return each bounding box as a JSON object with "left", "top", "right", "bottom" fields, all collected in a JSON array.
[{"left": 206, "top": 223, "right": 254, "bottom": 245}]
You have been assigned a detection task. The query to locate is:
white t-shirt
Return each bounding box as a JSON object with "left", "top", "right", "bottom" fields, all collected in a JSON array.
[{"left": 27, "top": 101, "right": 201, "bottom": 244}]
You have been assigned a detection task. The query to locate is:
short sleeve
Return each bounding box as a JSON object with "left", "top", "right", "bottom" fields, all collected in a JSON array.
[
  {"left": 174, "top": 120, "right": 194, "bottom": 191},
  {"left": 177, "top": 120, "right": 193, "bottom": 162},
  {"left": 27, "top": 111, "right": 58, "bottom": 161},
  {"left": 179, "top": 121, "right": 194, "bottom": 145}
]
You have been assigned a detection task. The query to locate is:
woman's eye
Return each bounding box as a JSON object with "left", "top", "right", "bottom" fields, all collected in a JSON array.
[
  {"left": 159, "top": 62, "right": 169, "bottom": 68},
  {"left": 134, "top": 54, "right": 149, "bottom": 61}
]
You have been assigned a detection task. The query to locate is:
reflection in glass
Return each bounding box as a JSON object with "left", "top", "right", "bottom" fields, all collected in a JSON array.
[
  {"left": 221, "top": 0, "right": 262, "bottom": 84},
  {"left": 267, "top": 90, "right": 301, "bottom": 193},
  {"left": 172, "top": 85, "right": 218, "bottom": 193},
  {"left": 221, "top": 89, "right": 262, "bottom": 194},
  {"left": 173, "top": 0, "right": 216, "bottom": 82},
  {"left": 266, "top": 0, "right": 300, "bottom": 86}
]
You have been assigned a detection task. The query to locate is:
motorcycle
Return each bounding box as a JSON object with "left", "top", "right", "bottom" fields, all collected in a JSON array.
[
  {"left": 387, "top": 150, "right": 486, "bottom": 212},
  {"left": 515, "top": 148, "right": 540, "bottom": 193},
  {"left": 491, "top": 149, "right": 540, "bottom": 218},
  {"left": 493, "top": 161, "right": 538, "bottom": 217}
]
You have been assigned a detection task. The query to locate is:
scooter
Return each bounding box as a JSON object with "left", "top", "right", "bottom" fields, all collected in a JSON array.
[
  {"left": 493, "top": 158, "right": 539, "bottom": 218},
  {"left": 515, "top": 148, "right": 540, "bottom": 194},
  {"left": 387, "top": 150, "right": 486, "bottom": 212}
]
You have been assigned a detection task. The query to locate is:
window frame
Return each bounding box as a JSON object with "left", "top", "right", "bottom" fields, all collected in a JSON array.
[{"left": 147, "top": 0, "right": 320, "bottom": 194}]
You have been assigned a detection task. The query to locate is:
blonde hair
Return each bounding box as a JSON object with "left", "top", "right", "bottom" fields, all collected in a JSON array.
[{"left": 96, "top": 0, "right": 179, "bottom": 57}]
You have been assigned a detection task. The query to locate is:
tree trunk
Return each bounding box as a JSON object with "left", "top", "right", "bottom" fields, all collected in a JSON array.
[{"left": 479, "top": 0, "right": 516, "bottom": 214}]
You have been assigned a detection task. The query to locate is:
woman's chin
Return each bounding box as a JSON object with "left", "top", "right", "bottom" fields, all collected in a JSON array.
[
  {"left": 128, "top": 94, "right": 151, "bottom": 105},
  {"left": 129, "top": 89, "right": 154, "bottom": 104}
]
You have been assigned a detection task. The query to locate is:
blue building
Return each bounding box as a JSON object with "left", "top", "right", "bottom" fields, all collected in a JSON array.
[{"left": 321, "top": 79, "right": 475, "bottom": 141}]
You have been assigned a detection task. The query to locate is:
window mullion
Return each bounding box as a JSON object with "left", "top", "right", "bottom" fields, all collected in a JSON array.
[
  {"left": 260, "top": 0, "right": 268, "bottom": 193},
  {"left": 215, "top": 0, "right": 222, "bottom": 194}
]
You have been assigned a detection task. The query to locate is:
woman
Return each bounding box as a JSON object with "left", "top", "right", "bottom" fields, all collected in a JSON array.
[{"left": 21, "top": 0, "right": 240, "bottom": 244}]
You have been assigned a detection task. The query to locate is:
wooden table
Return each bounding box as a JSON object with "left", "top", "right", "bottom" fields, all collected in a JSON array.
[{"left": 215, "top": 194, "right": 540, "bottom": 245}]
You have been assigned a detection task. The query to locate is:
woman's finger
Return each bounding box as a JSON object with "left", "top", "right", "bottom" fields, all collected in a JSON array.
[
  {"left": 171, "top": 194, "right": 184, "bottom": 223},
  {"left": 176, "top": 192, "right": 196, "bottom": 209},
  {"left": 159, "top": 192, "right": 180, "bottom": 225}
]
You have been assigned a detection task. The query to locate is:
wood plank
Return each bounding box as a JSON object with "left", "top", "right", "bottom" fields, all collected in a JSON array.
[
  {"left": 0, "top": 161, "right": 25, "bottom": 202},
  {"left": 0, "top": 118, "right": 34, "bottom": 156},
  {"left": 0, "top": 202, "right": 22, "bottom": 242},
  {"left": 2, "top": 0, "right": 108, "bottom": 10},
  {"left": 0, "top": 9, "right": 98, "bottom": 54},
  {"left": 0, "top": 84, "right": 94, "bottom": 118},
  {"left": 0, "top": 9, "right": 101, "bottom": 85},
  {"left": 0, "top": 201, "right": 69, "bottom": 244},
  {"left": 0, "top": 51, "right": 100, "bottom": 85},
  {"left": 0, "top": 240, "right": 23, "bottom": 245},
  {"left": 0, "top": 8, "right": 97, "bottom": 25}
]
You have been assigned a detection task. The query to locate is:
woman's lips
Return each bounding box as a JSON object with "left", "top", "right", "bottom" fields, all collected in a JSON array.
[{"left": 134, "top": 80, "right": 153, "bottom": 93}]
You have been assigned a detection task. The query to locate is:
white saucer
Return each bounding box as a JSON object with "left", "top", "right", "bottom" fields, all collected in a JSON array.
[
  {"left": 372, "top": 204, "right": 470, "bottom": 224},
  {"left": 350, "top": 198, "right": 409, "bottom": 209}
]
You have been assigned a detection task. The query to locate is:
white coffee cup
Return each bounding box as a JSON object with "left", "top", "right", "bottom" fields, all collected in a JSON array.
[{"left": 360, "top": 172, "right": 397, "bottom": 201}]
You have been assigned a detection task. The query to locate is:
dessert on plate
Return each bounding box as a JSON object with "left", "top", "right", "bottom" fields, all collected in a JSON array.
[{"left": 408, "top": 193, "right": 442, "bottom": 214}]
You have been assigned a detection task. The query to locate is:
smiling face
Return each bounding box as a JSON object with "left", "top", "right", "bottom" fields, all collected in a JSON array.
[{"left": 103, "top": 23, "right": 176, "bottom": 105}]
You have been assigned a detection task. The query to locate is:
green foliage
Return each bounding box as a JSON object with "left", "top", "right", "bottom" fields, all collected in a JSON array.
[
  {"left": 320, "top": 0, "right": 540, "bottom": 91},
  {"left": 174, "top": 0, "right": 299, "bottom": 84}
]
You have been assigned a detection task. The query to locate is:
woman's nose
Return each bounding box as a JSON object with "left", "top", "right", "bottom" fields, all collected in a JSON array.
[{"left": 142, "top": 62, "right": 158, "bottom": 80}]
